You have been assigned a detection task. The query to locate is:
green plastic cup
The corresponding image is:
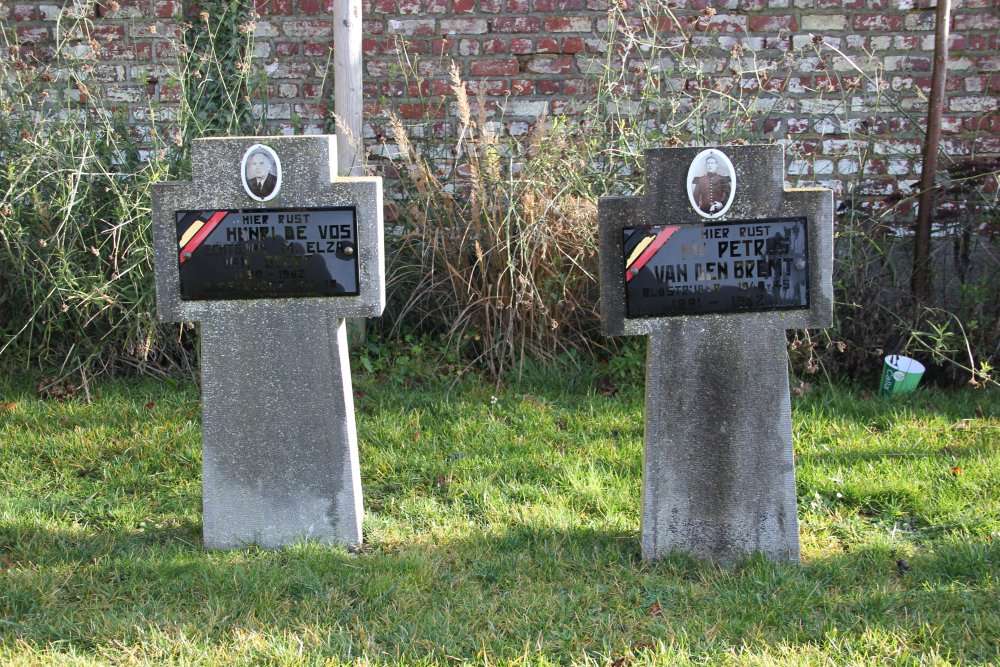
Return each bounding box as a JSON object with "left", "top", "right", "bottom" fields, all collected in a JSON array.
[{"left": 879, "top": 355, "right": 926, "bottom": 396}]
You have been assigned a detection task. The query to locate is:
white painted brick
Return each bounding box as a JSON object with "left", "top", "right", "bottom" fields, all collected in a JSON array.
[
  {"left": 950, "top": 97, "right": 998, "bottom": 112},
  {"left": 887, "top": 160, "right": 910, "bottom": 176},
  {"left": 802, "top": 14, "right": 848, "bottom": 31}
]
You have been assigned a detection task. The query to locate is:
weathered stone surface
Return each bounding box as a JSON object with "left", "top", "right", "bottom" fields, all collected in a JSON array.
[
  {"left": 153, "top": 135, "right": 385, "bottom": 324},
  {"left": 152, "top": 135, "right": 381, "bottom": 550},
  {"left": 600, "top": 145, "right": 833, "bottom": 337},
  {"left": 599, "top": 145, "right": 833, "bottom": 564},
  {"left": 642, "top": 318, "right": 799, "bottom": 562},
  {"left": 201, "top": 309, "right": 362, "bottom": 549}
]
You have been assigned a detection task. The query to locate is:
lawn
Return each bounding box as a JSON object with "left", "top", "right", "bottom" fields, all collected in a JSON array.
[{"left": 0, "top": 362, "right": 997, "bottom": 665}]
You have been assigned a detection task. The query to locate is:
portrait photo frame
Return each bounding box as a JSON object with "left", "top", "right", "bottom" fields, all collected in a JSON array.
[
  {"left": 241, "top": 144, "right": 282, "bottom": 202},
  {"left": 686, "top": 149, "right": 736, "bottom": 219}
]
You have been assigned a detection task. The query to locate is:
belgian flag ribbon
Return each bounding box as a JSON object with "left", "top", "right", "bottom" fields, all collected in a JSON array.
[
  {"left": 624, "top": 225, "right": 679, "bottom": 282},
  {"left": 178, "top": 210, "right": 228, "bottom": 264}
]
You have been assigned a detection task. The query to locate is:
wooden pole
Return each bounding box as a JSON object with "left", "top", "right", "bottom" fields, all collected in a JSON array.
[
  {"left": 334, "top": 0, "right": 364, "bottom": 177},
  {"left": 912, "top": 0, "right": 951, "bottom": 302},
  {"left": 334, "top": 0, "right": 367, "bottom": 344}
]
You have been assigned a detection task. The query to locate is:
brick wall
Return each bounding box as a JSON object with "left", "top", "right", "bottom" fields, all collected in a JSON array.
[{"left": 3, "top": 0, "right": 998, "bottom": 215}]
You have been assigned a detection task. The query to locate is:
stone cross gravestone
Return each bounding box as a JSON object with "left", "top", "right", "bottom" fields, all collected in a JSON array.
[
  {"left": 599, "top": 145, "right": 833, "bottom": 563},
  {"left": 152, "top": 135, "right": 383, "bottom": 550}
]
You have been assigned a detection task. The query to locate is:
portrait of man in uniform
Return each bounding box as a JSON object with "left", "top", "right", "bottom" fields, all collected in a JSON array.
[
  {"left": 687, "top": 149, "right": 736, "bottom": 218},
  {"left": 242, "top": 145, "right": 281, "bottom": 201}
]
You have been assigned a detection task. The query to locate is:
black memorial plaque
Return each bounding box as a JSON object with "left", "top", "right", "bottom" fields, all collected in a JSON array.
[
  {"left": 176, "top": 207, "right": 360, "bottom": 300},
  {"left": 623, "top": 217, "right": 809, "bottom": 318}
]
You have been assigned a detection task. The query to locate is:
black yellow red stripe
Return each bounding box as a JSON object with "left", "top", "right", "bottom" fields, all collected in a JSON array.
[
  {"left": 625, "top": 226, "right": 679, "bottom": 282},
  {"left": 178, "top": 211, "right": 227, "bottom": 264}
]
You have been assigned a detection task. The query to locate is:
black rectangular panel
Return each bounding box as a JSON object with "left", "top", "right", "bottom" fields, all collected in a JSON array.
[
  {"left": 623, "top": 217, "right": 809, "bottom": 318},
  {"left": 176, "top": 207, "right": 360, "bottom": 300}
]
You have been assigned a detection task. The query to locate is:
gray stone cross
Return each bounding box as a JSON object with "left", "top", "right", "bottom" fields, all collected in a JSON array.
[
  {"left": 152, "top": 135, "right": 384, "bottom": 550},
  {"left": 599, "top": 145, "right": 833, "bottom": 563}
]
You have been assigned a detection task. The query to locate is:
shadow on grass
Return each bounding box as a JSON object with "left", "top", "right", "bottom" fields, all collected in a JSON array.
[{"left": 1, "top": 518, "right": 997, "bottom": 663}]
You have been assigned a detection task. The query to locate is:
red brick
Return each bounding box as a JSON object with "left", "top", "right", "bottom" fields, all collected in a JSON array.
[
  {"left": 298, "top": 0, "right": 321, "bottom": 12},
  {"left": 467, "top": 79, "right": 507, "bottom": 95},
  {"left": 544, "top": 17, "right": 592, "bottom": 32},
  {"left": 480, "top": 0, "right": 502, "bottom": 10},
  {"left": 482, "top": 37, "right": 505, "bottom": 53},
  {"left": 433, "top": 38, "right": 453, "bottom": 55},
  {"left": 954, "top": 13, "right": 1000, "bottom": 30},
  {"left": 399, "top": 0, "right": 421, "bottom": 13},
  {"left": 535, "top": 38, "right": 559, "bottom": 53},
  {"left": 748, "top": 15, "right": 797, "bottom": 32},
  {"left": 964, "top": 116, "right": 1000, "bottom": 133},
  {"left": 257, "top": 0, "right": 294, "bottom": 14},
  {"left": 508, "top": 0, "right": 530, "bottom": 11},
  {"left": 304, "top": 41, "right": 330, "bottom": 57},
  {"left": 536, "top": 79, "right": 561, "bottom": 94},
  {"left": 93, "top": 25, "right": 125, "bottom": 40},
  {"left": 303, "top": 83, "right": 324, "bottom": 98},
  {"left": 370, "top": 0, "right": 395, "bottom": 11},
  {"left": 452, "top": 0, "right": 475, "bottom": 11},
  {"left": 362, "top": 38, "right": 379, "bottom": 56},
  {"left": 710, "top": 14, "right": 748, "bottom": 32},
  {"left": 534, "top": 0, "right": 586, "bottom": 9},
  {"left": 294, "top": 103, "right": 328, "bottom": 119},
  {"left": 561, "top": 37, "right": 585, "bottom": 53},
  {"left": 494, "top": 17, "right": 541, "bottom": 32},
  {"left": 470, "top": 58, "right": 519, "bottom": 75},
  {"left": 13, "top": 5, "right": 36, "bottom": 20},
  {"left": 510, "top": 38, "right": 533, "bottom": 54},
  {"left": 390, "top": 94, "right": 440, "bottom": 115},
  {"left": 510, "top": 78, "right": 534, "bottom": 94},
  {"left": 526, "top": 56, "right": 574, "bottom": 74}
]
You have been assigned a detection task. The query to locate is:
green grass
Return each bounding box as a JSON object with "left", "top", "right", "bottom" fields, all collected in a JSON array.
[{"left": 0, "top": 367, "right": 997, "bottom": 665}]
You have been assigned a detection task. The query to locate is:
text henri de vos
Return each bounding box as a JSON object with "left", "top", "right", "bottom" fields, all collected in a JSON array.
[{"left": 208, "top": 212, "right": 352, "bottom": 255}]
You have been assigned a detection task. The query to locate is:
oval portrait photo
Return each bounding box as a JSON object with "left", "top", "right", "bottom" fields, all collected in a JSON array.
[
  {"left": 686, "top": 149, "right": 736, "bottom": 219},
  {"left": 241, "top": 144, "right": 282, "bottom": 202}
]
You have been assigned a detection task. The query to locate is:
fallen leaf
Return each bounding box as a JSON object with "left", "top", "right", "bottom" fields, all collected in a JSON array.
[
  {"left": 951, "top": 466, "right": 964, "bottom": 476},
  {"left": 412, "top": 430, "right": 421, "bottom": 442},
  {"left": 435, "top": 475, "right": 448, "bottom": 490},
  {"left": 2, "top": 402, "right": 15, "bottom": 411},
  {"left": 646, "top": 602, "right": 662, "bottom": 617},
  {"left": 145, "top": 401, "right": 156, "bottom": 409}
]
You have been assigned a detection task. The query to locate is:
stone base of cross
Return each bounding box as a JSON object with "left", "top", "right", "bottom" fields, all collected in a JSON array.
[
  {"left": 599, "top": 145, "right": 833, "bottom": 563},
  {"left": 152, "top": 135, "right": 384, "bottom": 550}
]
